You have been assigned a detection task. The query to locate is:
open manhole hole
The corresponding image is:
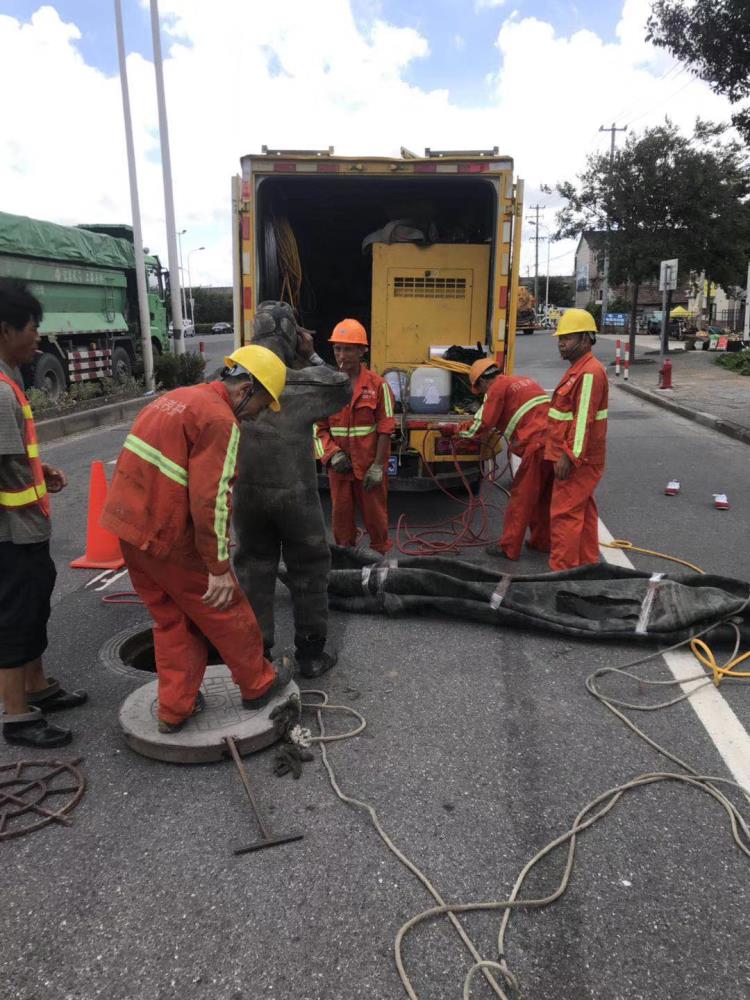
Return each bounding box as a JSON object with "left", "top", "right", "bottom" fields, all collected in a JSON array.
[{"left": 100, "top": 624, "right": 223, "bottom": 679}]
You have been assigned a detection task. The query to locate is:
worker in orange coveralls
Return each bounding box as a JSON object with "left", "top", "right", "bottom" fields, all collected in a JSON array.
[
  {"left": 545, "top": 309, "right": 608, "bottom": 571},
  {"left": 453, "top": 359, "right": 552, "bottom": 560},
  {"left": 101, "top": 345, "right": 293, "bottom": 733},
  {"left": 314, "top": 319, "right": 396, "bottom": 554}
]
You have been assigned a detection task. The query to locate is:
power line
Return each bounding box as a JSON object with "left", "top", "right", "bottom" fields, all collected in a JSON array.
[{"left": 625, "top": 73, "right": 700, "bottom": 128}]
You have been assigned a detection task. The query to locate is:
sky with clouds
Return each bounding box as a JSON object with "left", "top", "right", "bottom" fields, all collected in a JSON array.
[{"left": 0, "top": 0, "right": 735, "bottom": 288}]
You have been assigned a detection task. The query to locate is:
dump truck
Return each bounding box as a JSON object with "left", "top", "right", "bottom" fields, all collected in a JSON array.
[
  {"left": 231, "top": 146, "right": 524, "bottom": 489},
  {"left": 516, "top": 286, "right": 542, "bottom": 335},
  {"left": 0, "top": 211, "right": 171, "bottom": 400}
]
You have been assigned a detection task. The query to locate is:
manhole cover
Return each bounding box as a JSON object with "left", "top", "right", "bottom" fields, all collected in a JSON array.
[
  {"left": 119, "top": 664, "right": 299, "bottom": 764},
  {"left": 0, "top": 758, "right": 85, "bottom": 840}
]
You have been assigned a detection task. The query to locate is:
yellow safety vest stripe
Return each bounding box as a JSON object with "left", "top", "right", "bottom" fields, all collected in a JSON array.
[
  {"left": 572, "top": 373, "right": 594, "bottom": 458},
  {"left": 123, "top": 434, "right": 188, "bottom": 486},
  {"left": 458, "top": 403, "right": 484, "bottom": 439},
  {"left": 329, "top": 425, "right": 376, "bottom": 438},
  {"left": 21, "top": 404, "right": 33, "bottom": 419},
  {"left": 0, "top": 481, "right": 48, "bottom": 508},
  {"left": 382, "top": 383, "right": 394, "bottom": 418},
  {"left": 27, "top": 443, "right": 40, "bottom": 458},
  {"left": 595, "top": 409, "right": 608, "bottom": 420},
  {"left": 214, "top": 424, "right": 240, "bottom": 563},
  {"left": 503, "top": 394, "right": 550, "bottom": 441},
  {"left": 312, "top": 425, "right": 325, "bottom": 459},
  {"left": 548, "top": 407, "right": 573, "bottom": 421}
]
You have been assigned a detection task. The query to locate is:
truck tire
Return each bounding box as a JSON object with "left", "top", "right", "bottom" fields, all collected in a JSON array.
[
  {"left": 33, "top": 353, "right": 67, "bottom": 402},
  {"left": 111, "top": 346, "right": 133, "bottom": 382},
  {"left": 151, "top": 338, "right": 162, "bottom": 357}
]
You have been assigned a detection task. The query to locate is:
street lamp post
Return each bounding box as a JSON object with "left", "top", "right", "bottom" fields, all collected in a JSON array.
[
  {"left": 177, "top": 229, "right": 187, "bottom": 321},
  {"left": 187, "top": 246, "right": 205, "bottom": 330}
]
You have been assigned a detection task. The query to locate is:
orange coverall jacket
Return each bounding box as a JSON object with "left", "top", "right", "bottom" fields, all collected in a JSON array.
[
  {"left": 458, "top": 375, "right": 550, "bottom": 456},
  {"left": 544, "top": 353, "right": 608, "bottom": 466},
  {"left": 314, "top": 365, "right": 396, "bottom": 479},
  {"left": 101, "top": 382, "right": 241, "bottom": 575}
]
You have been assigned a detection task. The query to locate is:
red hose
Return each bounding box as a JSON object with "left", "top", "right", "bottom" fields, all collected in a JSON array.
[{"left": 395, "top": 437, "right": 511, "bottom": 556}]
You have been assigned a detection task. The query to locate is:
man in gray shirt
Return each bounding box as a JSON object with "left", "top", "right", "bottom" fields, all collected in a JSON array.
[{"left": 0, "top": 281, "right": 86, "bottom": 748}]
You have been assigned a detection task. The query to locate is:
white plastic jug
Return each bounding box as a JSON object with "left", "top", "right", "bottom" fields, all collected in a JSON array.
[{"left": 409, "top": 367, "right": 450, "bottom": 414}]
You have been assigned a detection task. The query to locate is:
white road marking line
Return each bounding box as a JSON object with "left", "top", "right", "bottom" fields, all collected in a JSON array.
[
  {"left": 598, "top": 517, "right": 750, "bottom": 791},
  {"left": 85, "top": 570, "right": 112, "bottom": 588},
  {"left": 95, "top": 568, "right": 129, "bottom": 591},
  {"left": 107, "top": 459, "right": 117, "bottom": 465}
]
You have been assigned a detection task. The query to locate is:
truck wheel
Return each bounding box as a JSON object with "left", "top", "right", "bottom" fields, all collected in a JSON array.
[
  {"left": 151, "top": 338, "right": 162, "bottom": 357},
  {"left": 33, "top": 353, "right": 67, "bottom": 402},
  {"left": 111, "top": 346, "right": 133, "bottom": 382}
]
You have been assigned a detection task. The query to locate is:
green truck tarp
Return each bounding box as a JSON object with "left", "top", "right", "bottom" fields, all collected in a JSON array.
[{"left": 0, "top": 210, "right": 136, "bottom": 271}]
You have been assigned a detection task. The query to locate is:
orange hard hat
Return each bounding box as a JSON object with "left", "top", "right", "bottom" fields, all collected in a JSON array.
[
  {"left": 329, "top": 318, "right": 368, "bottom": 346},
  {"left": 468, "top": 357, "right": 500, "bottom": 394}
]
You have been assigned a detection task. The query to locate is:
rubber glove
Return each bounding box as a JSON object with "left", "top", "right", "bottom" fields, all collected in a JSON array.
[
  {"left": 363, "top": 462, "right": 384, "bottom": 491},
  {"left": 330, "top": 450, "right": 353, "bottom": 473}
]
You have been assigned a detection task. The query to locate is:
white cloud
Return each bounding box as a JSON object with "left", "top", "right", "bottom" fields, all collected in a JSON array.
[
  {"left": 0, "top": 1, "right": 735, "bottom": 285},
  {"left": 454, "top": 34, "right": 466, "bottom": 50},
  {"left": 476, "top": 0, "right": 508, "bottom": 9}
]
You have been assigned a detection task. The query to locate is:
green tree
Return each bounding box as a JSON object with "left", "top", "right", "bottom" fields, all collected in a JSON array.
[
  {"left": 545, "top": 276, "right": 575, "bottom": 307},
  {"left": 647, "top": 0, "right": 750, "bottom": 142},
  {"left": 553, "top": 121, "right": 750, "bottom": 356}
]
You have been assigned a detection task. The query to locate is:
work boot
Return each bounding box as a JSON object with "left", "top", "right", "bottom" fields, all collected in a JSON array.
[
  {"left": 485, "top": 544, "right": 510, "bottom": 559},
  {"left": 27, "top": 678, "right": 88, "bottom": 713},
  {"left": 296, "top": 650, "right": 337, "bottom": 679},
  {"left": 295, "top": 634, "right": 337, "bottom": 679},
  {"left": 3, "top": 707, "right": 73, "bottom": 749},
  {"left": 157, "top": 691, "right": 206, "bottom": 735},
  {"left": 242, "top": 657, "right": 294, "bottom": 711}
]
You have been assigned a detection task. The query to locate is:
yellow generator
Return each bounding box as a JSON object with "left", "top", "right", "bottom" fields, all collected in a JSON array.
[{"left": 370, "top": 243, "right": 490, "bottom": 371}]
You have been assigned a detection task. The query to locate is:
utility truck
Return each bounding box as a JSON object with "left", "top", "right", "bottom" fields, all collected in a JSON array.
[
  {"left": 231, "top": 146, "right": 524, "bottom": 489},
  {"left": 0, "top": 211, "right": 171, "bottom": 400}
]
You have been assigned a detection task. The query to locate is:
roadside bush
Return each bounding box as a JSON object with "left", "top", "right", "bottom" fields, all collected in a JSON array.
[
  {"left": 68, "top": 381, "right": 102, "bottom": 403},
  {"left": 26, "top": 387, "right": 55, "bottom": 417},
  {"left": 155, "top": 352, "right": 207, "bottom": 389},
  {"left": 715, "top": 349, "right": 750, "bottom": 376}
]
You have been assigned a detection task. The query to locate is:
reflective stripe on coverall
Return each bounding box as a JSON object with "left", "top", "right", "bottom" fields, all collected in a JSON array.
[
  {"left": 314, "top": 365, "right": 396, "bottom": 554},
  {"left": 544, "top": 352, "right": 608, "bottom": 571},
  {"left": 458, "top": 375, "right": 552, "bottom": 559},
  {"left": 102, "top": 382, "right": 276, "bottom": 724}
]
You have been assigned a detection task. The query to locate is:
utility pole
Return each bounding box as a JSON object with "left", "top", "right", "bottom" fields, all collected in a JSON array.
[
  {"left": 598, "top": 123, "right": 627, "bottom": 332},
  {"left": 150, "top": 0, "right": 186, "bottom": 355},
  {"left": 528, "top": 204, "right": 545, "bottom": 311},
  {"left": 114, "top": 0, "right": 155, "bottom": 393},
  {"left": 743, "top": 260, "right": 750, "bottom": 344}
]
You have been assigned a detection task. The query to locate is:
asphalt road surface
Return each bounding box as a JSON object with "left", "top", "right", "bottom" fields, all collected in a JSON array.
[{"left": 4, "top": 333, "right": 750, "bottom": 1000}]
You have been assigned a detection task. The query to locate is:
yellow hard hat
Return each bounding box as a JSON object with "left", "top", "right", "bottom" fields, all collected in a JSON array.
[
  {"left": 553, "top": 308, "right": 597, "bottom": 337},
  {"left": 223, "top": 344, "right": 287, "bottom": 412}
]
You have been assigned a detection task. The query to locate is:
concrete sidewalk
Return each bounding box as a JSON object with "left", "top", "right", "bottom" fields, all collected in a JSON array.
[{"left": 617, "top": 347, "right": 750, "bottom": 446}]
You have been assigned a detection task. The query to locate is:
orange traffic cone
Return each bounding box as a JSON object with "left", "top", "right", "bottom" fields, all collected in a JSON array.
[{"left": 69, "top": 461, "right": 125, "bottom": 570}]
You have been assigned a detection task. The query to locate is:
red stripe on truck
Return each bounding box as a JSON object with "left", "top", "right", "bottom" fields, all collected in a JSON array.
[
  {"left": 273, "top": 162, "right": 296, "bottom": 173},
  {"left": 243, "top": 286, "right": 253, "bottom": 310}
]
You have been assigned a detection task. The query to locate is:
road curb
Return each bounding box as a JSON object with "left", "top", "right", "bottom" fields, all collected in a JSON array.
[
  {"left": 617, "top": 381, "right": 750, "bottom": 447},
  {"left": 36, "top": 394, "right": 157, "bottom": 444}
]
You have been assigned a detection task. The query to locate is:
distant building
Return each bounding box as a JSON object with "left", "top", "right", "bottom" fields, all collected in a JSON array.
[{"left": 573, "top": 230, "right": 688, "bottom": 315}]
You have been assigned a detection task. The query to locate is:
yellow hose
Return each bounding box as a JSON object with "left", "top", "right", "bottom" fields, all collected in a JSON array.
[{"left": 600, "top": 538, "right": 705, "bottom": 575}]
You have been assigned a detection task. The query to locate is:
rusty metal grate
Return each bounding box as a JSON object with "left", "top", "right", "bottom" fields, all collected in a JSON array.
[{"left": 393, "top": 277, "right": 467, "bottom": 299}]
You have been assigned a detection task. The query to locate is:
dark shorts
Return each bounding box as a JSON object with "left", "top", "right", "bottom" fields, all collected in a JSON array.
[{"left": 0, "top": 540, "right": 57, "bottom": 669}]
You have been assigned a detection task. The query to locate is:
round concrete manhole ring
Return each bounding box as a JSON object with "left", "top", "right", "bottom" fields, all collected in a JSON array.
[
  {"left": 102, "top": 626, "right": 299, "bottom": 764},
  {"left": 100, "top": 623, "right": 225, "bottom": 680}
]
